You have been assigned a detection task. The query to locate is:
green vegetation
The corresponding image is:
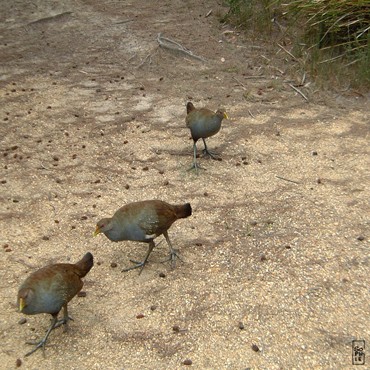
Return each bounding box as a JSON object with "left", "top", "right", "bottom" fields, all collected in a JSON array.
[{"left": 223, "top": 0, "right": 370, "bottom": 89}]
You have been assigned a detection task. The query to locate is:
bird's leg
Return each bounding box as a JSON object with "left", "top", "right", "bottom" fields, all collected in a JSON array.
[
  {"left": 161, "top": 231, "right": 182, "bottom": 268},
  {"left": 187, "top": 142, "right": 205, "bottom": 173},
  {"left": 25, "top": 314, "right": 58, "bottom": 357},
  {"left": 122, "top": 240, "right": 156, "bottom": 275},
  {"left": 202, "top": 138, "right": 220, "bottom": 159},
  {"left": 54, "top": 304, "right": 73, "bottom": 332}
]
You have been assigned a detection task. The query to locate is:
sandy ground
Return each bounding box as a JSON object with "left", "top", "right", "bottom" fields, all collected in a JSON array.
[{"left": 1, "top": 0, "right": 369, "bottom": 369}]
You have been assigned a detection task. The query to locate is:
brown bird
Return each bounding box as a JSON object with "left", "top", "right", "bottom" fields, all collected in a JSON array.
[
  {"left": 186, "top": 101, "right": 228, "bottom": 171},
  {"left": 17, "top": 252, "right": 94, "bottom": 357},
  {"left": 94, "top": 200, "right": 192, "bottom": 273}
]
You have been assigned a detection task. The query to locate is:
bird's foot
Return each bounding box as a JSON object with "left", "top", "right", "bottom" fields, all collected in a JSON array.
[
  {"left": 187, "top": 162, "right": 205, "bottom": 174},
  {"left": 25, "top": 338, "right": 48, "bottom": 357},
  {"left": 202, "top": 148, "right": 220, "bottom": 160},
  {"left": 54, "top": 316, "right": 73, "bottom": 332},
  {"left": 122, "top": 259, "right": 147, "bottom": 275},
  {"left": 162, "top": 249, "right": 182, "bottom": 268}
]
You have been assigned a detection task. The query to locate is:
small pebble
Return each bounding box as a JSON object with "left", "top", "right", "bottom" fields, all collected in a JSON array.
[
  {"left": 317, "top": 178, "right": 322, "bottom": 184},
  {"left": 357, "top": 235, "right": 365, "bottom": 241},
  {"left": 204, "top": 192, "right": 208, "bottom": 197},
  {"left": 312, "top": 151, "right": 318, "bottom": 156},
  {"left": 159, "top": 272, "right": 166, "bottom": 278},
  {"left": 142, "top": 166, "right": 149, "bottom": 171},
  {"left": 285, "top": 245, "right": 291, "bottom": 249},
  {"left": 260, "top": 254, "right": 267, "bottom": 262},
  {"left": 251, "top": 344, "right": 260, "bottom": 352},
  {"left": 238, "top": 322, "right": 245, "bottom": 330},
  {"left": 110, "top": 262, "right": 117, "bottom": 268},
  {"left": 150, "top": 305, "right": 157, "bottom": 311},
  {"left": 173, "top": 325, "right": 181, "bottom": 332},
  {"left": 18, "top": 318, "right": 27, "bottom": 325},
  {"left": 125, "top": 184, "right": 130, "bottom": 189},
  {"left": 163, "top": 180, "right": 169, "bottom": 186},
  {"left": 42, "top": 236, "right": 49, "bottom": 241},
  {"left": 81, "top": 216, "right": 88, "bottom": 220},
  {"left": 136, "top": 313, "right": 145, "bottom": 319},
  {"left": 3, "top": 244, "right": 9, "bottom": 249},
  {"left": 77, "top": 291, "right": 86, "bottom": 297},
  {"left": 249, "top": 221, "right": 257, "bottom": 226},
  {"left": 16, "top": 358, "right": 22, "bottom": 367},
  {"left": 183, "top": 359, "right": 192, "bottom": 366},
  {"left": 5, "top": 248, "right": 12, "bottom": 252}
]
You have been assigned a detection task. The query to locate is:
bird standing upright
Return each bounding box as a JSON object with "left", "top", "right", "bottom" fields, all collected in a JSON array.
[
  {"left": 186, "top": 101, "right": 228, "bottom": 172},
  {"left": 17, "top": 252, "right": 94, "bottom": 357},
  {"left": 94, "top": 200, "right": 192, "bottom": 273}
]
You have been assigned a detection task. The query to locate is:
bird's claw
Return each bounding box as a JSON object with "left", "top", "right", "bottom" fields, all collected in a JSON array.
[
  {"left": 25, "top": 339, "right": 47, "bottom": 357},
  {"left": 187, "top": 162, "right": 205, "bottom": 174},
  {"left": 202, "top": 148, "right": 220, "bottom": 160},
  {"left": 161, "top": 249, "right": 182, "bottom": 268},
  {"left": 122, "top": 260, "right": 147, "bottom": 275},
  {"left": 54, "top": 316, "right": 73, "bottom": 332}
]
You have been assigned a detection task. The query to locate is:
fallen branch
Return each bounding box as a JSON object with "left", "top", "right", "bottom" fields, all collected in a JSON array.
[
  {"left": 276, "top": 175, "right": 300, "bottom": 184},
  {"left": 114, "top": 19, "right": 134, "bottom": 25},
  {"left": 137, "top": 54, "right": 152, "bottom": 69},
  {"left": 157, "top": 33, "right": 205, "bottom": 62},
  {"left": 232, "top": 76, "right": 247, "bottom": 90},
  {"left": 28, "top": 11, "right": 72, "bottom": 26},
  {"left": 205, "top": 10, "right": 213, "bottom": 18},
  {"left": 288, "top": 83, "right": 308, "bottom": 102},
  {"left": 277, "top": 43, "right": 298, "bottom": 61}
]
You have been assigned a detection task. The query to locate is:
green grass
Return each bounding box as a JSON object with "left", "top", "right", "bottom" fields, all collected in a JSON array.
[{"left": 223, "top": 0, "right": 370, "bottom": 89}]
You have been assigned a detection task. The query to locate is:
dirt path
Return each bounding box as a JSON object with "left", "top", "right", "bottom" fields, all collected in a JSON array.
[{"left": 1, "top": 1, "right": 369, "bottom": 369}]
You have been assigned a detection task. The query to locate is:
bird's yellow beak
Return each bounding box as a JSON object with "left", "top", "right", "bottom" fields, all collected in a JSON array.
[
  {"left": 93, "top": 226, "right": 101, "bottom": 237},
  {"left": 19, "top": 297, "right": 25, "bottom": 312},
  {"left": 223, "top": 112, "right": 229, "bottom": 120}
]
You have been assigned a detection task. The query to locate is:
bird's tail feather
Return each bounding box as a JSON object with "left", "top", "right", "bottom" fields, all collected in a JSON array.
[
  {"left": 75, "top": 252, "right": 94, "bottom": 277},
  {"left": 175, "top": 203, "right": 192, "bottom": 219}
]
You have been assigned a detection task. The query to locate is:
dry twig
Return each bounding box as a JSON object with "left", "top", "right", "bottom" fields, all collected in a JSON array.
[
  {"left": 276, "top": 175, "right": 300, "bottom": 184},
  {"left": 232, "top": 76, "right": 247, "bottom": 90},
  {"left": 277, "top": 43, "right": 298, "bottom": 61},
  {"left": 157, "top": 33, "right": 205, "bottom": 62},
  {"left": 288, "top": 83, "right": 308, "bottom": 101}
]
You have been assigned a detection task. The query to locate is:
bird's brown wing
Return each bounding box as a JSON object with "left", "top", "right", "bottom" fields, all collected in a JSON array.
[
  {"left": 51, "top": 264, "right": 84, "bottom": 302},
  {"left": 138, "top": 201, "right": 177, "bottom": 237}
]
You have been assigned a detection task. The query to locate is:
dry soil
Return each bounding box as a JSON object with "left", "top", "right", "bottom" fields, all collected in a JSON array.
[{"left": 1, "top": 1, "right": 369, "bottom": 369}]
